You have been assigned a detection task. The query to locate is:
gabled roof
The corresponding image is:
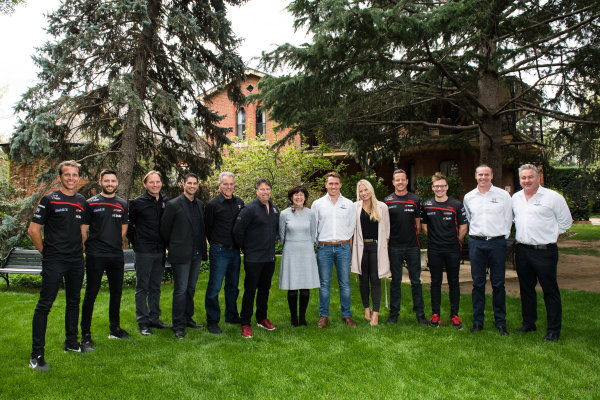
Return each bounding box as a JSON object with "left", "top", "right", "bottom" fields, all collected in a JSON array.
[{"left": 203, "top": 69, "right": 267, "bottom": 99}]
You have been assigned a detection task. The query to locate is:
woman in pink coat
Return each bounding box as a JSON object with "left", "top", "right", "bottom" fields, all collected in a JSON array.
[{"left": 351, "top": 179, "right": 390, "bottom": 325}]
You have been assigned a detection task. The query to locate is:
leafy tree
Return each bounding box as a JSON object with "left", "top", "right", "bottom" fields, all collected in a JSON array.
[
  {"left": 0, "top": 0, "right": 25, "bottom": 14},
  {"left": 206, "top": 138, "right": 342, "bottom": 210},
  {"left": 10, "top": 0, "right": 246, "bottom": 199},
  {"left": 254, "top": 0, "right": 600, "bottom": 186}
]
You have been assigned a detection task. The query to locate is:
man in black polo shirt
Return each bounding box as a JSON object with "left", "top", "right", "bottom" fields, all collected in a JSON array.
[
  {"left": 28, "top": 160, "right": 91, "bottom": 371},
  {"left": 233, "top": 178, "right": 280, "bottom": 339},
  {"left": 127, "top": 170, "right": 170, "bottom": 336},
  {"left": 421, "top": 172, "right": 468, "bottom": 329},
  {"left": 384, "top": 169, "right": 427, "bottom": 326},
  {"left": 160, "top": 173, "right": 208, "bottom": 339},
  {"left": 204, "top": 171, "right": 244, "bottom": 335},
  {"left": 80, "top": 169, "right": 130, "bottom": 349}
]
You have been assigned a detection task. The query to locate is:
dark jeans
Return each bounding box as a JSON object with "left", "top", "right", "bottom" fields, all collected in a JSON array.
[
  {"left": 359, "top": 242, "right": 381, "bottom": 312},
  {"left": 171, "top": 255, "right": 203, "bottom": 330},
  {"left": 428, "top": 250, "right": 461, "bottom": 317},
  {"left": 205, "top": 245, "right": 241, "bottom": 324},
  {"left": 240, "top": 261, "right": 275, "bottom": 326},
  {"left": 388, "top": 246, "right": 425, "bottom": 318},
  {"left": 81, "top": 254, "right": 125, "bottom": 335},
  {"left": 470, "top": 237, "right": 507, "bottom": 327},
  {"left": 32, "top": 258, "right": 84, "bottom": 358},
  {"left": 515, "top": 244, "right": 561, "bottom": 334},
  {"left": 134, "top": 252, "right": 165, "bottom": 325}
]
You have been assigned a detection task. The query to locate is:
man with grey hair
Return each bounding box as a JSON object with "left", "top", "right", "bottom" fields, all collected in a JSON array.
[
  {"left": 512, "top": 164, "right": 572, "bottom": 342},
  {"left": 463, "top": 164, "right": 512, "bottom": 336},
  {"left": 204, "top": 171, "right": 244, "bottom": 334}
]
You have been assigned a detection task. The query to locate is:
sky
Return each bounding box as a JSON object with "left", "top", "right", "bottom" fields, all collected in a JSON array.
[{"left": 0, "top": 0, "right": 309, "bottom": 140}]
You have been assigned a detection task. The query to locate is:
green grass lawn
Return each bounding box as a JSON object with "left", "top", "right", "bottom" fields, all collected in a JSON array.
[
  {"left": 566, "top": 224, "right": 600, "bottom": 241},
  {"left": 1, "top": 263, "right": 599, "bottom": 399}
]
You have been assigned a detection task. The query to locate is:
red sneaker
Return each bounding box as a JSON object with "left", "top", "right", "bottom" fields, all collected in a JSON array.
[
  {"left": 429, "top": 314, "right": 440, "bottom": 328},
  {"left": 451, "top": 315, "right": 463, "bottom": 330},
  {"left": 241, "top": 325, "right": 253, "bottom": 338},
  {"left": 258, "top": 319, "right": 276, "bottom": 331}
]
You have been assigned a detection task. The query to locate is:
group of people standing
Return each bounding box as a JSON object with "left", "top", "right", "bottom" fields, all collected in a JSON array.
[{"left": 26, "top": 160, "right": 572, "bottom": 372}]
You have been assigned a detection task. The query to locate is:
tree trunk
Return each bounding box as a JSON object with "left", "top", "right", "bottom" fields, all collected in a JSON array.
[
  {"left": 117, "top": 0, "right": 162, "bottom": 200},
  {"left": 477, "top": 70, "right": 503, "bottom": 187}
]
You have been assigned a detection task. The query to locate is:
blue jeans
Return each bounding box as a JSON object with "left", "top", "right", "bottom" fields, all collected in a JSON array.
[
  {"left": 32, "top": 258, "right": 84, "bottom": 358},
  {"left": 388, "top": 246, "right": 425, "bottom": 318},
  {"left": 205, "top": 245, "right": 241, "bottom": 324},
  {"left": 134, "top": 252, "right": 165, "bottom": 325},
  {"left": 469, "top": 237, "right": 507, "bottom": 327},
  {"left": 171, "top": 255, "right": 203, "bottom": 330},
  {"left": 317, "top": 242, "right": 352, "bottom": 318}
]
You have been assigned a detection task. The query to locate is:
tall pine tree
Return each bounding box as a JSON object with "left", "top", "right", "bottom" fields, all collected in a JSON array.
[
  {"left": 10, "top": 0, "right": 246, "bottom": 198},
  {"left": 255, "top": 0, "right": 600, "bottom": 185}
]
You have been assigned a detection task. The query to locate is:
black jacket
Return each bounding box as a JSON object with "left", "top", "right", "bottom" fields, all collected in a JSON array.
[
  {"left": 127, "top": 192, "right": 169, "bottom": 253},
  {"left": 233, "top": 198, "right": 279, "bottom": 263},
  {"left": 160, "top": 194, "right": 208, "bottom": 264}
]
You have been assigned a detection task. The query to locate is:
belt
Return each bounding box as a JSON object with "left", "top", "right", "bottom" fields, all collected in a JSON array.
[
  {"left": 518, "top": 243, "right": 557, "bottom": 250},
  {"left": 363, "top": 239, "right": 378, "bottom": 243},
  {"left": 319, "top": 240, "right": 351, "bottom": 246},
  {"left": 211, "top": 242, "right": 237, "bottom": 250},
  {"left": 470, "top": 235, "right": 504, "bottom": 241}
]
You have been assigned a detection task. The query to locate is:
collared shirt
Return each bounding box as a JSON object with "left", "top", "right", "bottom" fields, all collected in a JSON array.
[
  {"left": 127, "top": 191, "right": 169, "bottom": 253},
  {"left": 311, "top": 194, "right": 356, "bottom": 242},
  {"left": 204, "top": 193, "right": 244, "bottom": 246},
  {"left": 512, "top": 185, "right": 573, "bottom": 245},
  {"left": 463, "top": 185, "right": 512, "bottom": 238},
  {"left": 233, "top": 199, "right": 279, "bottom": 262}
]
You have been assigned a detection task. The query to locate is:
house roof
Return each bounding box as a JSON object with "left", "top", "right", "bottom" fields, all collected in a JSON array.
[{"left": 203, "top": 68, "right": 267, "bottom": 99}]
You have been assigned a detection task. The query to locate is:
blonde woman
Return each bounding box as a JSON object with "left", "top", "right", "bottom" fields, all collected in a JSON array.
[{"left": 351, "top": 179, "right": 390, "bottom": 326}]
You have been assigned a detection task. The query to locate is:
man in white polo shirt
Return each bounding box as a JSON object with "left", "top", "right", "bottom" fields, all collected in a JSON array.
[
  {"left": 512, "top": 164, "right": 572, "bottom": 342},
  {"left": 312, "top": 172, "right": 357, "bottom": 328},
  {"left": 463, "top": 164, "right": 512, "bottom": 336}
]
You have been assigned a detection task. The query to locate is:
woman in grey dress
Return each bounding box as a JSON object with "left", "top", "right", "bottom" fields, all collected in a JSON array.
[{"left": 279, "top": 186, "right": 320, "bottom": 326}]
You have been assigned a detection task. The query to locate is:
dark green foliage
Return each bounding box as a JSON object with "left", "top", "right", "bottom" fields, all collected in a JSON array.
[
  {"left": 255, "top": 0, "right": 600, "bottom": 186},
  {"left": 340, "top": 172, "right": 388, "bottom": 202},
  {"left": 545, "top": 166, "right": 597, "bottom": 221},
  {"left": 415, "top": 174, "right": 464, "bottom": 202}
]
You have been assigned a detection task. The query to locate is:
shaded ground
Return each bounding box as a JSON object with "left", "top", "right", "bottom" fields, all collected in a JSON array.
[{"left": 400, "top": 239, "right": 600, "bottom": 298}]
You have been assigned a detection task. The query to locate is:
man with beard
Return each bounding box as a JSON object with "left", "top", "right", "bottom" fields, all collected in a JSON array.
[{"left": 80, "top": 169, "right": 130, "bottom": 350}]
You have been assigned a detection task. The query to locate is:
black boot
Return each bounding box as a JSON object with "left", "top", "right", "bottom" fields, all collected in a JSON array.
[
  {"left": 299, "top": 289, "right": 310, "bottom": 326},
  {"left": 288, "top": 290, "right": 299, "bottom": 327}
]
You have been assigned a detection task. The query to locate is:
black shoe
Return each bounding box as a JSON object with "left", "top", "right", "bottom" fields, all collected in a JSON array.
[
  {"left": 471, "top": 324, "right": 484, "bottom": 333},
  {"left": 543, "top": 332, "right": 559, "bottom": 342},
  {"left": 225, "top": 316, "right": 241, "bottom": 324},
  {"left": 416, "top": 315, "right": 428, "bottom": 326},
  {"left": 299, "top": 318, "right": 308, "bottom": 326},
  {"left": 207, "top": 323, "right": 222, "bottom": 335},
  {"left": 150, "top": 320, "right": 172, "bottom": 329},
  {"left": 139, "top": 325, "right": 153, "bottom": 336},
  {"left": 516, "top": 325, "right": 536, "bottom": 333},
  {"left": 498, "top": 326, "right": 509, "bottom": 336},
  {"left": 174, "top": 329, "right": 186, "bottom": 339},
  {"left": 81, "top": 333, "right": 94, "bottom": 347},
  {"left": 386, "top": 315, "right": 398, "bottom": 324},
  {"left": 187, "top": 320, "right": 204, "bottom": 329},
  {"left": 29, "top": 355, "right": 50, "bottom": 371},
  {"left": 109, "top": 327, "right": 131, "bottom": 339},
  {"left": 65, "top": 343, "right": 94, "bottom": 353}
]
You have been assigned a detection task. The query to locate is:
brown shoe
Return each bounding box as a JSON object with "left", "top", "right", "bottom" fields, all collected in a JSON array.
[
  {"left": 317, "top": 316, "right": 328, "bottom": 328},
  {"left": 342, "top": 317, "right": 357, "bottom": 328}
]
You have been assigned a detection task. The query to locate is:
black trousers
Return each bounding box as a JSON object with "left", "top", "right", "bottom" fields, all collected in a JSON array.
[
  {"left": 240, "top": 261, "right": 275, "bottom": 326},
  {"left": 515, "top": 244, "right": 561, "bottom": 334},
  {"left": 428, "top": 250, "right": 461, "bottom": 317},
  {"left": 81, "top": 254, "right": 125, "bottom": 335},
  {"left": 32, "top": 258, "right": 84, "bottom": 358},
  {"left": 359, "top": 242, "right": 381, "bottom": 312}
]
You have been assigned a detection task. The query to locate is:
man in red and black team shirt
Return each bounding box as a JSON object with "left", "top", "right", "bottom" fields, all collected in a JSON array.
[
  {"left": 421, "top": 172, "right": 468, "bottom": 330},
  {"left": 384, "top": 169, "right": 427, "bottom": 326},
  {"left": 80, "top": 169, "right": 130, "bottom": 349},
  {"left": 28, "top": 160, "right": 91, "bottom": 372}
]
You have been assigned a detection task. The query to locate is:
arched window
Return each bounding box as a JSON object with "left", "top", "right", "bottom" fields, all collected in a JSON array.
[
  {"left": 256, "top": 109, "right": 266, "bottom": 140},
  {"left": 236, "top": 108, "right": 246, "bottom": 140}
]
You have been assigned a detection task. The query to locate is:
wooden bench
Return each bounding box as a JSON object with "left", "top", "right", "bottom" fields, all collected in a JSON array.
[{"left": 0, "top": 248, "right": 168, "bottom": 287}]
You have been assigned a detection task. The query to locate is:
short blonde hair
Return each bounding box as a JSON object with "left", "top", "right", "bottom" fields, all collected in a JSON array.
[
  {"left": 356, "top": 179, "right": 381, "bottom": 222},
  {"left": 432, "top": 172, "right": 446, "bottom": 183},
  {"left": 143, "top": 170, "right": 162, "bottom": 183}
]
